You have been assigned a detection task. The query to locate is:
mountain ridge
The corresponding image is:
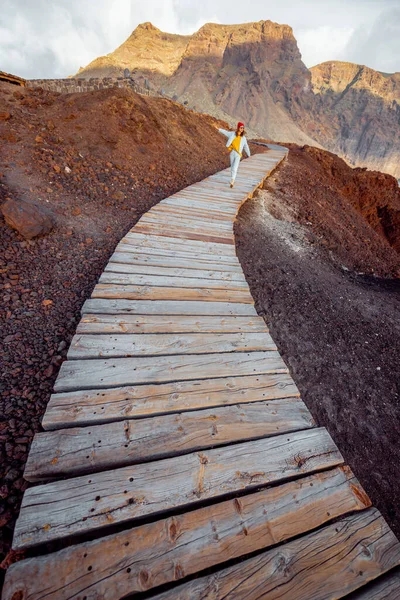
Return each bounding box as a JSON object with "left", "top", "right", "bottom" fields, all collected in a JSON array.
[{"left": 76, "top": 20, "right": 400, "bottom": 178}]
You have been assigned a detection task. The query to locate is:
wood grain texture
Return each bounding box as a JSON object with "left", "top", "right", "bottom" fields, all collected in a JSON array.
[
  {"left": 104, "top": 263, "right": 246, "bottom": 281},
  {"left": 98, "top": 272, "right": 248, "bottom": 289},
  {"left": 76, "top": 314, "right": 268, "bottom": 334},
  {"left": 115, "top": 242, "right": 238, "bottom": 262},
  {"left": 91, "top": 283, "right": 254, "bottom": 303},
  {"left": 108, "top": 252, "right": 241, "bottom": 271},
  {"left": 25, "top": 398, "right": 314, "bottom": 480},
  {"left": 13, "top": 427, "right": 342, "bottom": 549},
  {"left": 81, "top": 299, "right": 258, "bottom": 316},
  {"left": 149, "top": 205, "right": 236, "bottom": 222},
  {"left": 152, "top": 509, "right": 400, "bottom": 600},
  {"left": 3, "top": 467, "right": 369, "bottom": 600},
  {"left": 43, "top": 373, "right": 299, "bottom": 429},
  {"left": 67, "top": 331, "right": 275, "bottom": 359},
  {"left": 54, "top": 351, "right": 288, "bottom": 392},
  {"left": 109, "top": 252, "right": 243, "bottom": 272},
  {"left": 132, "top": 224, "right": 234, "bottom": 244},
  {"left": 139, "top": 215, "right": 234, "bottom": 231},
  {"left": 348, "top": 570, "right": 400, "bottom": 599},
  {"left": 124, "top": 232, "right": 237, "bottom": 254}
]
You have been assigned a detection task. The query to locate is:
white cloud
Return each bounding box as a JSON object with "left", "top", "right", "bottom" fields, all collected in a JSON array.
[
  {"left": 341, "top": 8, "right": 400, "bottom": 72},
  {"left": 296, "top": 26, "right": 355, "bottom": 67},
  {"left": 0, "top": 0, "right": 399, "bottom": 78}
]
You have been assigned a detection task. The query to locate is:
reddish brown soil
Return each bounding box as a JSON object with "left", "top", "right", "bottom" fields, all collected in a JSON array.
[
  {"left": 235, "top": 146, "right": 400, "bottom": 539},
  {"left": 0, "top": 82, "right": 265, "bottom": 574}
]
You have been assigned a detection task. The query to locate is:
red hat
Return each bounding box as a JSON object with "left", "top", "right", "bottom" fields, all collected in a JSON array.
[{"left": 237, "top": 122, "right": 245, "bottom": 128}]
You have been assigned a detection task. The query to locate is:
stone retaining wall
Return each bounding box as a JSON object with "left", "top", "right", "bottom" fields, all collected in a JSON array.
[{"left": 25, "top": 77, "right": 160, "bottom": 97}]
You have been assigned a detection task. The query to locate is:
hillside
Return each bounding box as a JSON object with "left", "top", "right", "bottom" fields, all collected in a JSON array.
[
  {"left": 0, "top": 80, "right": 400, "bottom": 576},
  {"left": 77, "top": 20, "right": 400, "bottom": 178}
]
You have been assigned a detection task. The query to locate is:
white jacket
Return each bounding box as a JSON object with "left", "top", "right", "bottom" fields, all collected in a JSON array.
[{"left": 219, "top": 129, "right": 251, "bottom": 157}]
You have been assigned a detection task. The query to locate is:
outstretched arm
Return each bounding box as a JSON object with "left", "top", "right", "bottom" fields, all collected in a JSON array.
[{"left": 218, "top": 128, "right": 232, "bottom": 138}]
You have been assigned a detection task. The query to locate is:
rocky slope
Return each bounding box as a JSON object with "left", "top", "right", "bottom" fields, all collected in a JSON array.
[
  {"left": 309, "top": 61, "right": 400, "bottom": 177},
  {"left": 76, "top": 21, "right": 400, "bottom": 178}
]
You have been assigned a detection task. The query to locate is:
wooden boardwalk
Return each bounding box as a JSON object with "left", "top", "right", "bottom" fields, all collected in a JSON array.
[{"left": 3, "top": 150, "right": 400, "bottom": 599}]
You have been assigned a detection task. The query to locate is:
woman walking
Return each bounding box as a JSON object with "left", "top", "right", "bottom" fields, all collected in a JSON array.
[{"left": 218, "top": 122, "right": 251, "bottom": 188}]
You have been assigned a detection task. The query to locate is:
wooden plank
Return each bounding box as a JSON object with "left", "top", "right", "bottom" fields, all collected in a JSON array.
[
  {"left": 43, "top": 373, "right": 299, "bottom": 429},
  {"left": 149, "top": 205, "right": 236, "bottom": 222},
  {"left": 349, "top": 570, "right": 400, "bottom": 599},
  {"left": 160, "top": 198, "right": 238, "bottom": 214},
  {"left": 124, "top": 232, "right": 237, "bottom": 254},
  {"left": 91, "top": 283, "right": 253, "bottom": 304},
  {"left": 133, "top": 224, "right": 234, "bottom": 244},
  {"left": 139, "top": 214, "right": 234, "bottom": 231},
  {"left": 12, "top": 427, "right": 343, "bottom": 549},
  {"left": 54, "top": 350, "right": 288, "bottom": 392},
  {"left": 25, "top": 398, "right": 315, "bottom": 480},
  {"left": 115, "top": 244, "right": 238, "bottom": 263},
  {"left": 98, "top": 272, "right": 248, "bottom": 289},
  {"left": 109, "top": 252, "right": 243, "bottom": 272},
  {"left": 3, "top": 467, "right": 370, "bottom": 600},
  {"left": 151, "top": 509, "right": 400, "bottom": 600},
  {"left": 81, "top": 299, "right": 257, "bottom": 316},
  {"left": 76, "top": 314, "right": 268, "bottom": 334},
  {"left": 67, "top": 331, "right": 276, "bottom": 359},
  {"left": 104, "top": 263, "right": 247, "bottom": 282}
]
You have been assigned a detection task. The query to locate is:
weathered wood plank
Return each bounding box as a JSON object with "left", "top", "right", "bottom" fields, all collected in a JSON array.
[
  {"left": 43, "top": 373, "right": 299, "bottom": 429},
  {"left": 115, "top": 243, "right": 238, "bottom": 263},
  {"left": 13, "top": 427, "right": 343, "bottom": 549},
  {"left": 349, "top": 570, "right": 400, "bottom": 599},
  {"left": 99, "top": 272, "right": 248, "bottom": 289},
  {"left": 104, "top": 263, "right": 246, "bottom": 281},
  {"left": 81, "top": 298, "right": 258, "bottom": 315},
  {"left": 3, "top": 467, "right": 370, "bottom": 600},
  {"left": 54, "top": 350, "right": 288, "bottom": 392},
  {"left": 67, "top": 331, "right": 275, "bottom": 359},
  {"left": 139, "top": 215, "right": 234, "bottom": 231},
  {"left": 148, "top": 206, "right": 236, "bottom": 223},
  {"left": 152, "top": 509, "right": 400, "bottom": 600},
  {"left": 77, "top": 314, "right": 268, "bottom": 334},
  {"left": 25, "top": 398, "right": 314, "bottom": 480},
  {"left": 91, "top": 283, "right": 253, "bottom": 304},
  {"left": 124, "top": 232, "right": 237, "bottom": 254},
  {"left": 133, "top": 224, "right": 234, "bottom": 244},
  {"left": 160, "top": 198, "right": 238, "bottom": 214},
  {"left": 109, "top": 252, "right": 243, "bottom": 272}
]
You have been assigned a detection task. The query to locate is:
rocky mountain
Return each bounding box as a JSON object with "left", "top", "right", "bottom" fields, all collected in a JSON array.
[
  {"left": 309, "top": 61, "right": 400, "bottom": 177},
  {"left": 76, "top": 21, "right": 400, "bottom": 178}
]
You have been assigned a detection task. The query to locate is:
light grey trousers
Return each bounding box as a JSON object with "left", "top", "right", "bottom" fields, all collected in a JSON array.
[{"left": 230, "top": 150, "right": 241, "bottom": 182}]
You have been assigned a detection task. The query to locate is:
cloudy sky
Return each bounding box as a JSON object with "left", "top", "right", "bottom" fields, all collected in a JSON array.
[{"left": 1, "top": 0, "right": 400, "bottom": 79}]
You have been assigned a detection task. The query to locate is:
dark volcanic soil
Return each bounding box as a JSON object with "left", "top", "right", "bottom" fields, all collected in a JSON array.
[{"left": 235, "top": 147, "right": 400, "bottom": 539}]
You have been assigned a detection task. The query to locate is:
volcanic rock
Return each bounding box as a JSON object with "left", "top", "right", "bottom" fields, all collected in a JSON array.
[{"left": 1, "top": 199, "right": 55, "bottom": 239}]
